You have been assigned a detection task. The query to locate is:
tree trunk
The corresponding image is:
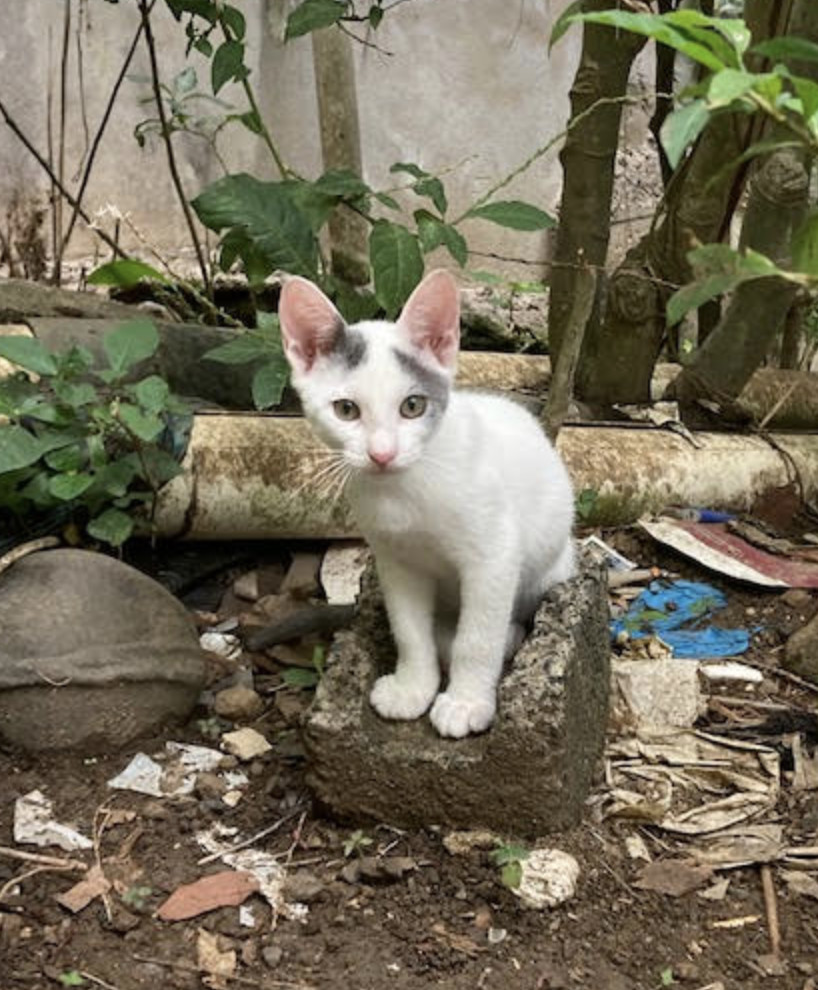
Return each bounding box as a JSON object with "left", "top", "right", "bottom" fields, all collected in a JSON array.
[
  {"left": 673, "top": 0, "right": 818, "bottom": 412},
  {"left": 547, "top": 0, "right": 646, "bottom": 365},
  {"left": 572, "top": 0, "right": 784, "bottom": 406},
  {"left": 673, "top": 148, "right": 809, "bottom": 409},
  {"left": 311, "top": 27, "right": 369, "bottom": 285}
]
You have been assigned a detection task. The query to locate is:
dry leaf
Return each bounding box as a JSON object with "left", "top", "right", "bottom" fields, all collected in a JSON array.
[
  {"left": 197, "top": 928, "right": 236, "bottom": 990},
  {"left": 158, "top": 870, "right": 259, "bottom": 921},
  {"left": 635, "top": 859, "right": 713, "bottom": 897},
  {"left": 55, "top": 864, "right": 111, "bottom": 913}
]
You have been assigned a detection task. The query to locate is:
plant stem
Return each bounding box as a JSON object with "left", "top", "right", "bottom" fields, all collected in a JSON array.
[
  {"left": 220, "top": 20, "right": 290, "bottom": 178},
  {"left": 138, "top": 0, "right": 212, "bottom": 294},
  {"left": 62, "top": 2, "right": 154, "bottom": 255},
  {"left": 53, "top": 0, "right": 71, "bottom": 286},
  {"left": 0, "top": 97, "right": 130, "bottom": 261}
]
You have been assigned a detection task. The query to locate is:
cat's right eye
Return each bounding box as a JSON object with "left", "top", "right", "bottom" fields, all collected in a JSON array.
[{"left": 333, "top": 399, "right": 360, "bottom": 421}]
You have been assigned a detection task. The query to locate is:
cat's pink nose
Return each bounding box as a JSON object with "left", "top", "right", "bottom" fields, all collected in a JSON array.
[{"left": 369, "top": 448, "right": 396, "bottom": 468}]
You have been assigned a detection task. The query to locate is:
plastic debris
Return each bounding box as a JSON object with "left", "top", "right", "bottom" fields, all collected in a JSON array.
[
  {"left": 611, "top": 579, "right": 752, "bottom": 659},
  {"left": 699, "top": 661, "right": 763, "bottom": 687},
  {"left": 107, "top": 743, "right": 247, "bottom": 799},
  {"left": 13, "top": 790, "right": 92, "bottom": 852},
  {"left": 581, "top": 534, "right": 638, "bottom": 573},
  {"left": 512, "top": 848, "right": 580, "bottom": 910},
  {"left": 641, "top": 518, "right": 818, "bottom": 588}
]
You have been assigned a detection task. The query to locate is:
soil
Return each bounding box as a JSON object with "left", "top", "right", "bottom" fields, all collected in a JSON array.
[{"left": 2, "top": 530, "right": 818, "bottom": 990}]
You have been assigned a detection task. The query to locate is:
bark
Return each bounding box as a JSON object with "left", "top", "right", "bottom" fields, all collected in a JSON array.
[
  {"left": 573, "top": 0, "right": 782, "bottom": 406},
  {"left": 673, "top": 148, "right": 809, "bottom": 408},
  {"left": 311, "top": 27, "right": 369, "bottom": 285},
  {"left": 547, "top": 0, "right": 646, "bottom": 364}
]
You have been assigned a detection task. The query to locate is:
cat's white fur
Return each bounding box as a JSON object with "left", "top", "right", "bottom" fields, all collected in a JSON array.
[{"left": 279, "top": 270, "right": 576, "bottom": 738}]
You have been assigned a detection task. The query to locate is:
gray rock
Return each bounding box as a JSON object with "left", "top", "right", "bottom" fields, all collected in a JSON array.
[
  {"left": 0, "top": 549, "right": 205, "bottom": 752},
  {"left": 785, "top": 613, "right": 818, "bottom": 685},
  {"left": 303, "top": 553, "right": 610, "bottom": 836}
]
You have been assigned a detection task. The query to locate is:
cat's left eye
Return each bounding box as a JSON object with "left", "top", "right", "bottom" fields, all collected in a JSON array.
[
  {"left": 400, "top": 395, "right": 427, "bottom": 419},
  {"left": 333, "top": 399, "right": 360, "bottom": 421}
]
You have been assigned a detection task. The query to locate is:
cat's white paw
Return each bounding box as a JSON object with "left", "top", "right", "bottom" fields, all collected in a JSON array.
[
  {"left": 429, "top": 692, "right": 496, "bottom": 738},
  {"left": 370, "top": 673, "right": 437, "bottom": 721}
]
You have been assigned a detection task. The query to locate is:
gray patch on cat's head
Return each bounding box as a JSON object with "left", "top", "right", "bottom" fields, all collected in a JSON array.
[
  {"left": 330, "top": 323, "right": 367, "bottom": 369},
  {"left": 392, "top": 348, "right": 450, "bottom": 411}
]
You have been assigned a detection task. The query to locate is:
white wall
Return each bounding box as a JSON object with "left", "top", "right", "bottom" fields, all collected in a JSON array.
[{"left": 0, "top": 0, "right": 654, "bottom": 279}]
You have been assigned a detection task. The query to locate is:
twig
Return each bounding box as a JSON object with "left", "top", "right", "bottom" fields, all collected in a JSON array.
[
  {"left": 0, "top": 864, "right": 80, "bottom": 904},
  {"left": 62, "top": 4, "right": 153, "bottom": 255},
  {"left": 131, "top": 955, "right": 316, "bottom": 989},
  {"left": 758, "top": 379, "right": 799, "bottom": 431},
  {"left": 0, "top": 536, "right": 60, "bottom": 579},
  {"left": 138, "top": 0, "right": 211, "bottom": 294},
  {"left": 282, "top": 810, "right": 308, "bottom": 867},
  {"left": 544, "top": 262, "right": 596, "bottom": 441},
  {"left": 740, "top": 657, "right": 818, "bottom": 696},
  {"left": 79, "top": 974, "right": 122, "bottom": 990},
  {"left": 0, "top": 97, "right": 129, "bottom": 260},
  {"left": 0, "top": 845, "right": 86, "bottom": 870},
  {"left": 197, "top": 809, "right": 303, "bottom": 865},
  {"left": 760, "top": 864, "right": 781, "bottom": 957},
  {"left": 54, "top": 0, "right": 71, "bottom": 286}
]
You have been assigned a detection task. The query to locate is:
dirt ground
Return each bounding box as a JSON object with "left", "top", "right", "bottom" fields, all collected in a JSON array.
[{"left": 1, "top": 529, "right": 818, "bottom": 990}]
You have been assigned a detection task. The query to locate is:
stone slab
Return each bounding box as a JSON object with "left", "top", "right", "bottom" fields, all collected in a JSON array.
[
  {"left": 303, "top": 554, "right": 610, "bottom": 837},
  {"left": 0, "top": 548, "right": 206, "bottom": 752}
]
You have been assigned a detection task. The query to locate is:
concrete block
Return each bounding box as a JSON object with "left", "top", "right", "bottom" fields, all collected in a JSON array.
[{"left": 304, "top": 554, "right": 610, "bottom": 837}]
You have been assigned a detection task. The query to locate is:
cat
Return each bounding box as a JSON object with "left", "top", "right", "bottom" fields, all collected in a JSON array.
[{"left": 278, "top": 269, "right": 576, "bottom": 739}]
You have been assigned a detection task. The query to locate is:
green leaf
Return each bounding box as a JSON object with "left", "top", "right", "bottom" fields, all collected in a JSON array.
[
  {"left": 667, "top": 245, "right": 786, "bottom": 326},
  {"left": 500, "top": 861, "right": 523, "bottom": 889},
  {"left": 660, "top": 100, "right": 709, "bottom": 169},
  {"left": 192, "top": 173, "right": 319, "bottom": 279},
  {"left": 283, "top": 667, "right": 319, "bottom": 689},
  {"left": 390, "top": 161, "right": 427, "bottom": 180},
  {"left": 792, "top": 76, "right": 818, "bottom": 125},
  {"left": 222, "top": 4, "right": 246, "bottom": 40},
  {"left": 285, "top": 0, "right": 347, "bottom": 39},
  {"left": 549, "top": 0, "right": 585, "bottom": 50},
  {"left": 660, "top": 968, "right": 675, "bottom": 987},
  {"left": 48, "top": 472, "right": 94, "bottom": 501},
  {"left": 212, "top": 39, "right": 246, "bottom": 94},
  {"left": 752, "top": 36, "right": 818, "bottom": 66},
  {"left": 118, "top": 403, "right": 164, "bottom": 442},
  {"left": 0, "top": 336, "right": 57, "bottom": 376},
  {"left": 174, "top": 65, "right": 197, "bottom": 96},
  {"left": 133, "top": 375, "right": 170, "bottom": 412},
  {"left": 204, "top": 331, "right": 269, "bottom": 365},
  {"left": 45, "top": 444, "right": 85, "bottom": 472},
  {"left": 94, "top": 458, "right": 137, "bottom": 498},
  {"left": 707, "top": 68, "right": 757, "bottom": 108},
  {"left": 374, "top": 192, "right": 401, "bottom": 211},
  {"left": 413, "top": 176, "right": 447, "bottom": 216},
  {"left": 792, "top": 211, "right": 818, "bottom": 276},
  {"left": 369, "top": 220, "right": 424, "bottom": 317},
  {"left": 138, "top": 447, "right": 182, "bottom": 486},
  {"left": 58, "top": 972, "right": 86, "bottom": 988},
  {"left": 440, "top": 225, "right": 468, "bottom": 267},
  {"left": 313, "top": 168, "right": 371, "bottom": 199},
  {"left": 87, "top": 507, "right": 134, "bottom": 547},
  {"left": 252, "top": 358, "right": 289, "bottom": 410},
  {"left": 467, "top": 200, "right": 555, "bottom": 231},
  {"left": 88, "top": 259, "right": 169, "bottom": 288},
  {"left": 54, "top": 381, "right": 97, "bottom": 408},
  {"left": 102, "top": 319, "right": 159, "bottom": 377},
  {"left": 333, "top": 284, "right": 379, "bottom": 323},
  {"left": 570, "top": 11, "right": 728, "bottom": 72},
  {"left": 489, "top": 843, "right": 530, "bottom": 866},
  {"left": 0, "top": 425, "right": 47, "bottom": 472},
  {"left": 368, "top": 4, "right": 383, "bottom": 29},
  {"left": 237, "top": 109, "right": 262, "bottom": 134}
]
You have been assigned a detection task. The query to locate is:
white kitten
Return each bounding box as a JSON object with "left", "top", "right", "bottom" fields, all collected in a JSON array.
[{"left": 279, "top": 270, "right": 576, "bottom": 738}]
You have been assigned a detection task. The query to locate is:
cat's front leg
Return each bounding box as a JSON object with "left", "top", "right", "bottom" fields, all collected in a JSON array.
[
  {"left": 369, "top": 553, "right": 440, "bottom": 721},
  {"left": 429, "top": 553, "right": 517, "bottom": 739}
]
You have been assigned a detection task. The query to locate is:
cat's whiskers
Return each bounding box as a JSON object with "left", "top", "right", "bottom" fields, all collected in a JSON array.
[{"left": 291, "top": 452, "right": 349, "bottom": 499}]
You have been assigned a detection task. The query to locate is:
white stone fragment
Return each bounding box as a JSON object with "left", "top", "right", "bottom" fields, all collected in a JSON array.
[{"left": 513, "top": 848, "right": 580, "bottom": 910}]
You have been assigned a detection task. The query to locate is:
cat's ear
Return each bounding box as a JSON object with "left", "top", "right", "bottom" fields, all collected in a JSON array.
[
  {"left": 396, "top": 269, "right": 460, "bottom": 371},
  {"left": 279, "top": 276, "right": 346, "bottom": 373}
]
